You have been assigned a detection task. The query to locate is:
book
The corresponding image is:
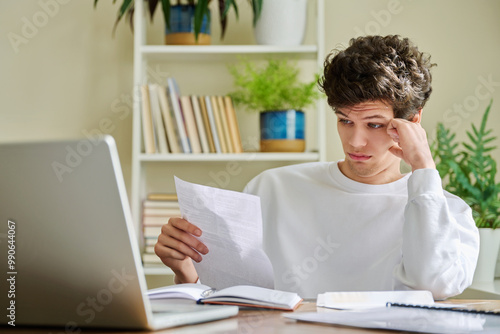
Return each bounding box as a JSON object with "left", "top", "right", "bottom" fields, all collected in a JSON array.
[
  {"left": 167, "top": 77, "right": 191, "bottom": 153},
  {"left": 180, "top": 96, "right": 202, "bottom": 153},
  {"left": 224, "top": 96, "right": 243, "bottom": 153},
  {"left": 143, "top": 206, "right": 181, "bottom": 216},
  {"left": 191, "top": 95, "right": 210, "bottom": 153},
  {"left": 142, "top": 216, "right": 170, "bottom": 227},
  {"left": 204, "top": 96, "right": 222, "bottom": 153},
  {"left": 148, "top": 283, "right": 302, "bottom": 311},
  {"left": 140, "top": 85, "right": 156, "bottom": 154},
  {"left": 149, "top": 84, "right": 169, "bottom": 154},
  {"left": 198, "top": 96, "right": 216, "bottom": 153},
  {"left": 142, "top": 252, "right": 163, "bottom": 265},
  {"left": 143, "top": 200, "right": 180, "bottom": 209},
  {"left": 217, "top": 96, "right": 234, "bottom": 153},
  {"left": 157, "top": 84, "right": 181, "bottom": 153},
  {"left": 147, "top": 193, "right": 178, "bottom": 201},
  {"left": 143, "top": 226, "right": 163, "bottom": 238},
  {"left": 210, "top": 95, "right": 228, "bottom": 153},
  {"left": 144, "top": 237, "right": 158, "bottom": 246}
]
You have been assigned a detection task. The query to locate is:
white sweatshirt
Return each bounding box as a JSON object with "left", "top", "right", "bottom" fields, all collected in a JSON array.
[{"left": 243, "top": 161, "right": 479, "bottom": 300}]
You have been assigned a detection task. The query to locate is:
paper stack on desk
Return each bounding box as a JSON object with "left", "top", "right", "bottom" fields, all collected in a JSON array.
[
  {"left": 285, "top": 306, "right": 500, "bottom": 333},
  {"left": 316, "top": 290, "right": 435, "bottom": 310},
  {"left": 285, "top": 290, "right": 500, "bottom": 333}
]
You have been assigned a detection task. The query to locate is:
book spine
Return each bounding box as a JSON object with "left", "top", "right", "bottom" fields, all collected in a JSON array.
[
  {"left": 149, "top": 84, "right": 169, "bottom": 154},
  {"left": 191, "top": 95, "right": 210, "bottom": 153},
  {"left": 140, "top": 85, "right": 156, "bottom": 154},
  {"left": 205, "top": 96, "right": 222, "bottom": 153},
  {"left": 217, "top": 96, "right": 234, "bottom": 153},
  {"left": 211, "top": 95, "right": 228, "bottom": 153},
  {"left": 224, "top": 96, "right": 243, "bottom": 153},
  {"left": 167, "top": 77, "right": 191, "bottom": 153},
  {"left": 157, "top": 84, "right": 182, "bottom": 153},
  {"left": 180, "top": 96, "right": 202, "bottom": 154},
  {"left": 198, "top": 96, "right": 216, "bottom": 153}
]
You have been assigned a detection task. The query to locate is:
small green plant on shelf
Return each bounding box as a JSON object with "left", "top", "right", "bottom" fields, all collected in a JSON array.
[
  {"left": 432, "top": 99, "right": 500, "bottom": 229},
  {"left": 228, "top": 58, "right": 320, "bottom": 112}
]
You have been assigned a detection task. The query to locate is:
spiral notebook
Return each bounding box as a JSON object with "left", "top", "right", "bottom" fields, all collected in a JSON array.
[{"left": 387, "top": 302, "right": 500, "bottom": 316}]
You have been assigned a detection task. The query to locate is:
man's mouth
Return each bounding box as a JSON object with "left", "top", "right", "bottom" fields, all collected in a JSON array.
[{"left": 348, "top": 153, "right": 371, "bottom": 161}]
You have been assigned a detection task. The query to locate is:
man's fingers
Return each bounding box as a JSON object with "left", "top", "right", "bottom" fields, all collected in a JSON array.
[
  {"left": 164, "top": 223, "right": 208, "bottom": 254},
  {"left": 388, "top": 145, "right": 404, "bottom": 160},
  {"left": 157, "top": 232, "right": 204, "bottom": 262},
  {"left": 169, "top": 217, "right": 202, "bottom": 237},
  {"left": 154, "top": 241, "right": 187, "bottom": 261}
]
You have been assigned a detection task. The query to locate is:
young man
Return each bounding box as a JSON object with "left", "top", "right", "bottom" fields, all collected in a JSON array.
[{"left": 155, "top": 35, "right": 479, "bottom": 300}]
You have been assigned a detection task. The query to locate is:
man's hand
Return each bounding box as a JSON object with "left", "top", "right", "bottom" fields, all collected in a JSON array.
[
  {"left": 387, "top": 118, "right": 436, "bottom": 172},
  {"left": 154, "top": 217, "right": 208, "bottom": 284}
]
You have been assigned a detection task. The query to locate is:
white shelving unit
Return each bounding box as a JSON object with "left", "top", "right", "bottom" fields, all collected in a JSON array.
[{"left": 131, "top": 0, "right": 325, "bottom": 276}]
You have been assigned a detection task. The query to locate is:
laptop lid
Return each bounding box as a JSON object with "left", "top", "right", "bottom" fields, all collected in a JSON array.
[{"left": 0, "top": 136, "right": 237, "bottom": 330}]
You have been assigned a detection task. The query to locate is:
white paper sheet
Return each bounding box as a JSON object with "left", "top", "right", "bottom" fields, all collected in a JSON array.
[
  {"left": 174, "top": 177, "right": 274, "bottom": 290},
  {"left": 316, "top": 290, "right": 435, "bottom": 310},
  {"left": 284, "top": 306, "right": 500, "bottom": 334}
]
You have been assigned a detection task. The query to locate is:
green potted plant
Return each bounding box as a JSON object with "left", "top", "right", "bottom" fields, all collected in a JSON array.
[
  {"left": 432, "top": 99, "right": 500, "bottom": 282},
  {"left": 95, "top": 0, "right": 262, "bottom": 45},
  {"left": 228, "top": 58, "right": 319, "bottom": 152}
]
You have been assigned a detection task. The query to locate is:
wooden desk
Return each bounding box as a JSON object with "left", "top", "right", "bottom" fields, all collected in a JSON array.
[{"left": 2, "top": 299, "right": 500, "bottom": 334}]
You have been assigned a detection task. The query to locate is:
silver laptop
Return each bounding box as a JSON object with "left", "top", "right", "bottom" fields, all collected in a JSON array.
[{"left": 0, "top": 136, "right": 238, "bottom": 330}]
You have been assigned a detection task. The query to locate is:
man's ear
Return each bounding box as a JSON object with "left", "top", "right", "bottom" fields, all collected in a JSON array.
[{"left": 411, "top": 109, "right": 423, "bottom": 123}]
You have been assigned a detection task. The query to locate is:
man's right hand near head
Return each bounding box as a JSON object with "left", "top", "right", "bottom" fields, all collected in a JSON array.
[{"left": 154, "top": 217, "right": 208, "bottom": 284}]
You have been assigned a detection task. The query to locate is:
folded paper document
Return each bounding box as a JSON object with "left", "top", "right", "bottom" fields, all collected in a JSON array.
[
  {"left": 148, "top": 283, "right": 302, "bottom": 311},
  {"left": 174, "top": 176, "right": 274, "bottom": 290}
]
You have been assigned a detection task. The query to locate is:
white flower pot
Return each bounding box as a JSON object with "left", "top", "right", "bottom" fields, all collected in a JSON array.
[
  {"left": 473, "top": 228, "right": 500, "bottom": 282},
  {"left": 254, "top": 0, "right": 308, "bottom": 46}
]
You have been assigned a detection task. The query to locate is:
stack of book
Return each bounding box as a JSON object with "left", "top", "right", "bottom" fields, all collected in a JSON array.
[
  {"left": 140, "top": 77, "right": 243, "bottom": 154},
  {"left": 141, "top": 193, "right": 181, "bottom": 265}
]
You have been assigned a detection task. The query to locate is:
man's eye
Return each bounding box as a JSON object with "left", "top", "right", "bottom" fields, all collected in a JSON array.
[
  {"left": 368, "top": 123, "right": 384, "bottom": 129},
  {"left": 339, "top": 119, "right": 352, "bottom": 125}
]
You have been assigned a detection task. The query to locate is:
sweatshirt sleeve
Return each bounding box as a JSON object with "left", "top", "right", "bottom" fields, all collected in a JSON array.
[{"left": 394, "top": 168, "right": 480, "bottom": 300}]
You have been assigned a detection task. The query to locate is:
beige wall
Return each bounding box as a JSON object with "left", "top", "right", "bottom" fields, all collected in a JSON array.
[{"left": 1, "top": 0, "right": 500, "bottom": 195}]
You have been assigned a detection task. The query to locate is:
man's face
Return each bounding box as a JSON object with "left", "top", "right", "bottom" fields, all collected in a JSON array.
[{"left": 336, "top": 100, "right": 402, "bottom": 184}]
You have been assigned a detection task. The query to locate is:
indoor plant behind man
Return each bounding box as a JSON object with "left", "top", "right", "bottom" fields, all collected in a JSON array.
[{"left": 154, "top": 35, "right": 479, "bottom": 300}]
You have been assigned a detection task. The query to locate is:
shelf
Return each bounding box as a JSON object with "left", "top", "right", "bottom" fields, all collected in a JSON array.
[
  {"left": 143, "top": 265, "right": 174, "bottom": 276},
  {"left": 141, "top": 44, "right": 318, "bottom": 61},
  {"left": 138, "top": 152, "right": 320, "bottom": 162}
]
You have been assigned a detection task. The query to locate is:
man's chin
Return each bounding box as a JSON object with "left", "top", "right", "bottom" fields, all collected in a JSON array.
[{"left": 345, "top": 159, "right": 376, "bottom": 178}]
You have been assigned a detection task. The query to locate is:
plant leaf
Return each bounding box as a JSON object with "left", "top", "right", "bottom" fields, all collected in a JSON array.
[
  {"left": 160, "top": 0, "right": 171, "bottom": 30},
  {"left": 194, "top": 0, "right": 210, "bottom": 42},
  {"left": 251, "top": 0, "right": 263, "bottom": 26},
  {"left": 112, "top": 0, "right": 134, "bottom": 37}
]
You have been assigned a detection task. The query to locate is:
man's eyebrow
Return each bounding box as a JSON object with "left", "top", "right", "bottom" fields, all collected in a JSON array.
[
  {"left": 362, "top": 114, "right": 390, "bottom": 120},
  {"left": 335, "top": 110, "right": 390, "bottom": 120},
  {"left": 335, "top": 110, "right": 348, "bottom": 117}
]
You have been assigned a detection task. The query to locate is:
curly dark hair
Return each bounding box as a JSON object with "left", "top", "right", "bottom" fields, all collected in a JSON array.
[{"left": 318, "top": 35, "right": 436, "bottom": 120}]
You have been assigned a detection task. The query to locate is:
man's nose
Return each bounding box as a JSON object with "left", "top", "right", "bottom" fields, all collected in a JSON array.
[{"left": 348, "top": 128, "right": 368, "bottom": 148}]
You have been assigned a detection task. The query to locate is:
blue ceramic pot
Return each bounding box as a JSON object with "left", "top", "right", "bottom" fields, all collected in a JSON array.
[
  {"left": 260, "top": 110, "right": 305, "bottom": 152},
  {"left": 165, "top": 5, "right": 211, "bottom": 45}
]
